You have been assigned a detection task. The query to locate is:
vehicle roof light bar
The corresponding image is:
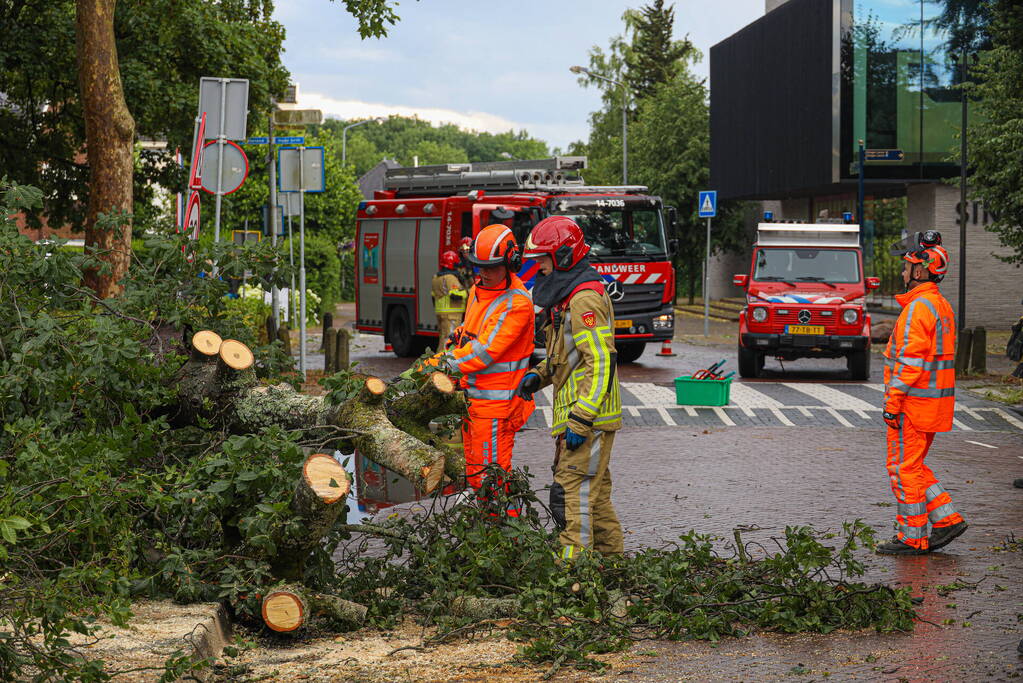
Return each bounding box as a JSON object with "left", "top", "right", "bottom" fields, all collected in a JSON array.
[{"left": 756, "top": 222, "right": 861, "bottom": 248}]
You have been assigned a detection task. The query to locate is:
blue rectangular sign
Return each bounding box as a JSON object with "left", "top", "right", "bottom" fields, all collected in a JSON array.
[
  {"left": 865, "top": 148, "right": 904, "bottom": 162},
  {"left": 246, "top": 136, "right": 269, "bottom": 145},
  {"left": 274, "top": 136, "right": 305, "bottom": 145},
  {"left": 698, "top": 190, "right": 717, "bottom": 218}
]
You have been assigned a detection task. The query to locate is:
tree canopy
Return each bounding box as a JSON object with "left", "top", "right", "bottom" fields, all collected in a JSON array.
[{"left": 970, "top": 0, "right": 1023, "bottom": 265}]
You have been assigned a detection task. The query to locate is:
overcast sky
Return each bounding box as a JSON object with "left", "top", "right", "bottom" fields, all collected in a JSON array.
[{"left": 273, "top": 0, "right": 765, "bottom": 149}]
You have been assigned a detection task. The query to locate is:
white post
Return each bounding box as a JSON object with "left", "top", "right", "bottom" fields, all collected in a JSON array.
[
  {"left": 211, "top": 79, "right": 229, "bottom": 275},
  {"left": 287, "top": 208, "right": 297, "bottom": 325},
  {"left": 298, "top": 148, "right": 307, "bottom": 380},
  {"left": 704, "top": 216, "right": 711, "bottom": 337}
]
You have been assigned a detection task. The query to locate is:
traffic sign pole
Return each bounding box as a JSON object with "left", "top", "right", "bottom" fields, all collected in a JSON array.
[
  {"left": 269, "top": 106, "right": 280, "bottom": 332},
  {"left": 697, "top": 190, "right": 718, "bottom": 337},
  {"left": 704, "top": 216, "right": 711, "bottom": 337},
  {"left": 298, "top": 147, "right": 307, "bottom": 381},
  {"left": 213, "top": 79, "right": 228, "bottom": 260}
]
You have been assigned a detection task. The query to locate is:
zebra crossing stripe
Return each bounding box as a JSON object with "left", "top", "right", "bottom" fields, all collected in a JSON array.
[
  {"left": 771, "top": 407, "right": 795, "bottom": 426},
  {"left": 713, "top": 407, "right": 735, "bottom": 426},
  {"left": 989, "top": 408, "right": 1023, "bottom": 431},
  {"left": 783, "top": 383, "right": 877, "bottom": 411},
  {"left": 825, "top": 407, "right": 854, "bottom": 428},
  {"left": 952, "top": 417, "right": 973, "bottom": 431},
  {"left": 656, "top": 407, "right": 677, "bottom": 426}
]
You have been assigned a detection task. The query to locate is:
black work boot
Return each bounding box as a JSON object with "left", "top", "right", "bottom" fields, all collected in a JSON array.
[
  {"left": 929, "top": 521, "right": 968, "bottom": 551},
  {"left": 876, "top": 537, "right": 929, "bottom": 556},
  {"left": 1013, "top": 478, "right": 1023, "bottom": 489}
]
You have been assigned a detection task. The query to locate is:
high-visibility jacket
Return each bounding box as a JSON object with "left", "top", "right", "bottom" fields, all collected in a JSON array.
[
  {"left": 883, "top": 281, "right": 956, "bottom": 432},
  {"left": 532, "top": 286, "right": 621, "bottom": 436},
  {"left": 439, "top": 274, "right": 535, "bottom": 418},
  {"left": 431, "top": 270, "right": 467, "bottom": 314}
]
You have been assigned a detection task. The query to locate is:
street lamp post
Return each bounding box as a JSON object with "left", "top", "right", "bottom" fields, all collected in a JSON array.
[
  {"left": 570, "top": 65, "right": 629, "bottom": 184},
  {"left": 342, "top": 117, "right": 385, "bottom": 167}
]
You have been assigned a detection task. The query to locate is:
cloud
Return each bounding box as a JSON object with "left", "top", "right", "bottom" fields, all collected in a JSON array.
[{"left": 299, "top": 91, "right": 532, "bottom": 135}]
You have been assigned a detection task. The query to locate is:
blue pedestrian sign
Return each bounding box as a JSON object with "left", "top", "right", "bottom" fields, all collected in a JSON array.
[{"left": 698, "top": 190, "right": 717, "bottom": 218}]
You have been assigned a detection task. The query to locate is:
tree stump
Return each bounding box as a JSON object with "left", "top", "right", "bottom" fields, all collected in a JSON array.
[{"left": 191, "top": 329, "right": 222, "bottom": 360}]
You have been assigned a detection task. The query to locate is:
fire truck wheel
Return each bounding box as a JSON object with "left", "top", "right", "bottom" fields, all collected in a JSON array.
[
  {"left": 386, "top": 306, "right": 426, "bottom": 358},
  {"left": 847, "top": 350, "right": 871, "bottom": 381},
  {"left": 616, "top": 342, "right": 646, "bottom": 364},
  {"left": 738, "top": 344, "right": 761, "bottom": 378}
]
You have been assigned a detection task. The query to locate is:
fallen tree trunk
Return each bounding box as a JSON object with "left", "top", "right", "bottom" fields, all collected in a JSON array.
[
  {"left": 387, "top": 372, "right": 467, "bottom": 482},
  {"left": 447, "top": 595, "right": 517, "bottom": 619},
  {"left": 262, "top": 584, "right": 367, "bottom": 633},
  {"left": 271, "top": 453, "right": 352, "bottom": 580},
  {"left": 175, "top": 333, "right": 453, "bottom": 494}
]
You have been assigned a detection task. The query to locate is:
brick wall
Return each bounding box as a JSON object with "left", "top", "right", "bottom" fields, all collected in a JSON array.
[{"left": 906, "top": 183, "right": 1022, "bottom": 329}]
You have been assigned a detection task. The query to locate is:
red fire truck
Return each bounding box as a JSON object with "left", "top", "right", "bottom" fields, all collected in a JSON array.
[
  {"left": 355, "top": 157, "right": 677, "bottom": 364},
  {"left": 732, "top": 221, "right": 880, "bottom": 380}
]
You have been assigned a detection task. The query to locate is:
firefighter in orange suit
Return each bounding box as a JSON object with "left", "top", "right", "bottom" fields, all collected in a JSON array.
[
  {"left": 430, "top": 225, "right": 535, "bottom": 512},
  {"left": 516, "top": 216, "right": 623, "bottom": 559},
  {"left": 877, "top": 230, "right": 967, "bottom": 555},
  {"left": 432, "top": 250, "right": 467, "bottom": 346}
]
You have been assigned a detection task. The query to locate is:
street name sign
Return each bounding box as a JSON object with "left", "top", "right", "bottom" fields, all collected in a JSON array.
[
  {"left": 698, "top": 190, "right": 718, "bottom": 218},
  {"left": 866, "top": 148, "right": 905, "bottom": 162}
]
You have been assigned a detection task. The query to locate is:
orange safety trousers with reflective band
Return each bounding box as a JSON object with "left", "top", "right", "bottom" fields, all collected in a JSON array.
[
  {"left": 883, "top": 282, "right": 956, "bottom": 432},
  {"left": 883, "top": 282, "right": 960, "bottom": 549},
  {"left": 461, "top": 409, "right": 529, "bottom": 517},
  {"left": 886, "top": 420, "right": 964, "bottom": 549}
]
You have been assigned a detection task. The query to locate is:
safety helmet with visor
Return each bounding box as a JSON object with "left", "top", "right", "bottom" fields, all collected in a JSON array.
[
  {"left": 466, "top": 224, "right": 522, "bottom": 271},
  {"left": 890, "top": 230, "right": 949, "bottom": 281},
  {"left": 522, "top": 215, "right": 590, "bottom": 271}
]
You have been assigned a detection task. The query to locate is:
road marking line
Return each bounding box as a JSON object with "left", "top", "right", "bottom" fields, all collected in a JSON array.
[
  {"left": 798, "top": 407, "right": 812, "bottom": 417},
  {"left": 952, "top": 417, "right": 973, "bottom": 432},
  {"left": 853, "top": 409, "right": 869, "bottom": 420},
  {"left": 713, "top": 407, "right": 735, "bottom": 426},
  {"left": 861, "top": 383, "right": 886, "bottom": 392},
  {"left": 542, "top": 408, "right": 553, "bottom": 426},
  {"left": 825, "top": 407, "right": 854, "bottom": 428},
  {"left": 684, "top": 406, "right": 698, "bottom": 417},
  {"left": 729, "top": 382, "right": 787, "bottom": 409},
  {"left": 989, "top": 408, "right": 1023, "bottom": 431},
  {"left": 741, "top": 406, "right": 756, "bottom": 417},
  {"left": 958, "top": 405, "right": 986, "bottom": 421},
  {"left": 656, "top": 407, "right": 677, "bottom": 426},
  {"left": 627, "top": 406, "right": 641, "bottom": 417},
  {"left": 964, "top": 440, "right": 996, "bottom": 449},
  {"left": 771, "top": 407, "right": 794, "bottom": 426}
]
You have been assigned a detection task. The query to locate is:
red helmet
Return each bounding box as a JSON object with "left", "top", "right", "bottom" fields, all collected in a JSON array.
[
  {"left": 459, "top": 236, "right": 472, "bottom": 254},
  {"left": 440, "top": 250, "right": 459, "bottom": 270},
  {"left": 466, "top": 224, "right": 522, "bottom": 270},
  {"left": 523, "top": 216, "right": 589, "bottom": 270}
]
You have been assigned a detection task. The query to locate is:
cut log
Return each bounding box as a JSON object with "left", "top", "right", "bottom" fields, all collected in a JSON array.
[
  {"left": 387, "top": 372, "right": 464, "bottom": 427},
  {"left": 360, "top": 376, "right": 387, "bottom": 404},
  {"left": 271, "top": 454, "right": 351, "bottom": 580},
  {"left": 447, "top": 595, "right": 517, "bottom": 619},
  {"left": 262, "top": 585, "right": 366, "bottom": 633},
  {"left": 220, "top": 338, "right": 254, "bottom": 370},
  {"left": 191, "top": 329, "right": 223, "bottom": 359}
]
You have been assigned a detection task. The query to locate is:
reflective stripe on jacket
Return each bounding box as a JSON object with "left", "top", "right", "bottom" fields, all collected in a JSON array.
[
  {"left": 441, "top": 274, "right": 535, "bottom": 418},
  {"left": 533, "top": 288, "right": 621, "bottom": 436},
  {"left": 883, "top": 281, "right": 956, "bottom": 432},
  {"left": 431, "top": 272, "right": 466, "bottom": 314}
]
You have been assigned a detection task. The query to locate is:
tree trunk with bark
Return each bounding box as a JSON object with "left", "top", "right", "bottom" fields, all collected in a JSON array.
[
  {"left": 261, "top": 584, "right": 367, "bottom": 633},
  {"left": 76, "top": 0, "right": 135, "bottom": 298},
  {"left": 174, "top": 333, "right": 462, "bottom": 493}
]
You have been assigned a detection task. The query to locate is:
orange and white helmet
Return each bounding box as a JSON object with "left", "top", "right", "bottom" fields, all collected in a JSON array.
[
  {"left": 466, "top": 224, "right": 522, "bottom": 270},
  {"left": 891, "top": 231, "right": 948, "bottom": 281}
]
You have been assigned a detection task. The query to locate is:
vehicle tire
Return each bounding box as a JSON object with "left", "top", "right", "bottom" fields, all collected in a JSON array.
[
  {"left": 847, "top": 349, "right": 871, "bottom": 381},
  {"left": 386, "top": 306, "right": 425, "bottom": 358},
  {"left": 615, "top": 342, "right": 646, "bottom": 364},
  {"left": 738, "top": 344, "right": 760, "bottom": 378}
]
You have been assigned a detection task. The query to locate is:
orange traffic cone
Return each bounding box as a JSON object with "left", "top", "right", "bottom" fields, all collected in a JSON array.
[{"left": 656, "top": 339, "right": 677, "bottom": 357}]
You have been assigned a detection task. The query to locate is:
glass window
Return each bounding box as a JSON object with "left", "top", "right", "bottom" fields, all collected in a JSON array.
[
  {"left": 549, "top": 206, "right": 667, "bottom": 260},
  {"left": 754, "top": 248, "right": 861, "bottom": 284}
]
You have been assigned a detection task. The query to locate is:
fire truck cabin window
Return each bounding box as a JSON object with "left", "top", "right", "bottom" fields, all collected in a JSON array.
[
  {"left": 754, "top": 248, "right": 861, "bottom": 284},
  {"left": 550, "top": 206, "right": 667, "bottom": 259}
]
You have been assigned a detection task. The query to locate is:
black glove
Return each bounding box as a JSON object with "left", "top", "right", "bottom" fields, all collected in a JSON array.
[
  {"left": 516, "top": 372, "right": 541, "bottom": 400},
  {"left": 882, "top": 411, "right": 903, "bottom": 430}
]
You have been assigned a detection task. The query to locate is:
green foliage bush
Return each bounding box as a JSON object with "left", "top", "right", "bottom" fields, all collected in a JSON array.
[{"left": 284, "top": 233, "right": 340, "bottom": 313}]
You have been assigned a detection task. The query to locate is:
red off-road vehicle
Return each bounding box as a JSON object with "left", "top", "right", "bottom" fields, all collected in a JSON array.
[{"left": 733, "top": 222, "right": 880, "bottom": 380}]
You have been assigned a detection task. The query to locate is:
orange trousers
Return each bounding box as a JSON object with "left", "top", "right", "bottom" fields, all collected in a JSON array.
[
  {"left": 462, "top": 413, "right": 520, "bottom": 516},
  {"left": 886, "top": 417, "right": 964, "bottom": 550}
]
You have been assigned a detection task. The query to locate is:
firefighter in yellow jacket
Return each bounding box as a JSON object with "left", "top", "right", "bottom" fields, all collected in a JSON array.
[
  {"left": 432, "top": 250, "right": 467, "bottom": 346},
  {"left": 516, "top": 216, "right": 623, "bottom": 559}
]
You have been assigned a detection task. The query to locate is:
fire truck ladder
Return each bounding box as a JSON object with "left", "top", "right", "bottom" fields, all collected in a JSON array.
[{"left": 383, "top": 156, "right": 648, "bottom": 196}]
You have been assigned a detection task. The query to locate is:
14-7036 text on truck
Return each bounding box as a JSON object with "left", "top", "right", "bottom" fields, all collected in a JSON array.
[
  {"left": 732, "top": 222, "right": 881, "bottom": 380},
  {"left": 355, "top": 157, "right": 678, "bottom": 364}
]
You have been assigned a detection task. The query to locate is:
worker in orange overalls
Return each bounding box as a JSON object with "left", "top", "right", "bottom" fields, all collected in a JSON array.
[
  {"left": 428, "top": 225, "right": 534, "bottom": 513},
  {"left": 877, "top": 230, "right": 967, "bottom": 555}
]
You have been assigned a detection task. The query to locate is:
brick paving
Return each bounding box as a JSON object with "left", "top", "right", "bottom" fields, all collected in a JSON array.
[{"left": 508, "top": 426, "right": 1023, "bottom": 681}]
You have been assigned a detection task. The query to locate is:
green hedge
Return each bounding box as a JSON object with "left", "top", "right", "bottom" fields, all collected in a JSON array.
[{"left": 283, "top": 233, "right": 339, "bottom": 313}]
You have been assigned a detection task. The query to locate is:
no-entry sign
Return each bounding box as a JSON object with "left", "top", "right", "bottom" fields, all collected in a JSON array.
[{"left": 200, "top": 140, "right": 249, "bottom": 196}]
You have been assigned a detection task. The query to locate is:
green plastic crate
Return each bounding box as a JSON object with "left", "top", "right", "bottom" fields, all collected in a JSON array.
[{"left": 674, "top": 375, "right": 732, "bottom": 406}]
